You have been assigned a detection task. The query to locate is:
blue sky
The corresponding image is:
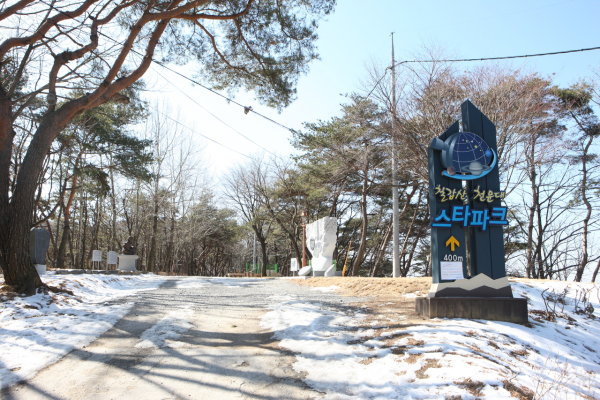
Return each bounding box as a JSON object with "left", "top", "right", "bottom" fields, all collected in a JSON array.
[{"left": 144, "top": 0, "right": 600, "bottom": 177}]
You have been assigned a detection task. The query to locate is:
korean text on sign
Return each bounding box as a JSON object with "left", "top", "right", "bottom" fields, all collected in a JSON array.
[{"left": 432, "top": 205, "right": 508, "bottom": 230}]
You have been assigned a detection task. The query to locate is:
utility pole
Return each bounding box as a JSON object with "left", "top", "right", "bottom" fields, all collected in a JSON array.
[
  {"left": 253, "top": 230, "right": 256, "bottom": 273},
  {"left": 391, "top": 32, "right": 400, "bottom": 278}
]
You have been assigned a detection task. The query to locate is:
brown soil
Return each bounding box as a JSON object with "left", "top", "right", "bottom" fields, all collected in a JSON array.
[
  {"left": 293, "top": 276, "right": 431, "bottom": 299},
  {"left": 292, "top": 277, "right": 433, "bottom": 337}
]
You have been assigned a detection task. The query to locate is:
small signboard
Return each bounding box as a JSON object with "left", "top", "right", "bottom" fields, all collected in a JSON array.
[
  {"left": 290, "top": 258, "right": 298, "bottom": 272},
  {"left": 440, "top": 261, "right": 464, "bottom": 281},
  {"left": 92, "top": 250, "right": 102, "bottom": 262},
  {"left": 107, "top": 251, "right": 118, "bottom": 265}
]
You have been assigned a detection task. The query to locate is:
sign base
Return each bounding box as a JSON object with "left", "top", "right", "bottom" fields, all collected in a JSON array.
[
  {"left": 416, "top": 297, "right": 528, "bottom": 323},
  {"left": 428, "top": 273, "right": 513, "bottom": 298}
]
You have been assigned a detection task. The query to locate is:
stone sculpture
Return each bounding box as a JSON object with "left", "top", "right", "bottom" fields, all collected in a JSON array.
[
  {"left": 306, "top": 216, "right": 337, "bottom": 274},
  {"left": 119, "top": 236, "right": 138, "bottom": 271},
  {"left": 122, "top": 236, "right": 135, "bottom": 255}
]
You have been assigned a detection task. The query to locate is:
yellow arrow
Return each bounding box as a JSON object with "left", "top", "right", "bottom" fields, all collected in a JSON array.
[{"left": 445, "top": 236, "right": 460, "bottom": 252}]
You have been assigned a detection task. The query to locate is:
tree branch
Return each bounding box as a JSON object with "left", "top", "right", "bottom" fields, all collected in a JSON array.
[{"left": 0, "top": 0, "right": 99, "bottom": 60}]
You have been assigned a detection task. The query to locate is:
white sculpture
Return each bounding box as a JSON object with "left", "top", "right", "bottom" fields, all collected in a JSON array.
[
  {"left": 306, "top": 216, "right": 337, "bottom": 272},
  {"left": 324, "top": 264, "right": 335, "bottom": 277}
]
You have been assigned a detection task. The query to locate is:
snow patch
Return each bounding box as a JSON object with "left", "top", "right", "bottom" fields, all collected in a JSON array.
[
  {"left": 0, "top": 274, "right": 166, "bottom": 389},
  {"left": 135, "top": 306, "right": 194, "bottom": 349},
  {"left": 311, "top": 285, "right": 340, "bottom": 292},
  {"left": 261, "top": 279, "right": 600, "bottom": 399}
]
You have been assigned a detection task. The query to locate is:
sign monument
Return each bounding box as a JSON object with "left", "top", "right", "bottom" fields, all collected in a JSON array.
[{"left": 416, "top": 100, "right": 528, "bottom": 322}]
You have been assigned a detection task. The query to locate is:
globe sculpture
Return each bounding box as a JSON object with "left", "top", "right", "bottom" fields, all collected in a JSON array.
[{"left": 430, "top": 131, "right": 496, "bottom": 180}]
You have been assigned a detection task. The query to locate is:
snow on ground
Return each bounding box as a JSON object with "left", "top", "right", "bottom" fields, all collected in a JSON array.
[
  {"left": 175, "top": 276, "right": 210, "bottom": 289},
  {"left": 0, "top": 273, "right": 166, "bottom": 389},
  {"left": 311, "top": 285, "right": 341, "bottom": 293},
  {"left": 208, "top": 277, "right": 255, "bottom": 286},
  {"left": 175, "top": 276, "right": 256, "bottom": 289},
  {"left": 262, "top": 279, "right": 600, "bottom": 399},
  {"left": 135, "top": 305, "right": 194, "bottom": 349}
]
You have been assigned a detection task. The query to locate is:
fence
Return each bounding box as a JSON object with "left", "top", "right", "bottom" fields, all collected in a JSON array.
[{"left": 245, "top": 263, "right": 278, "bottom": 274}]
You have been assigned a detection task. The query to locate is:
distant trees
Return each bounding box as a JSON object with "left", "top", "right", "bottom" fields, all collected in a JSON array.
[
  {"left": 553, "top": 83, "right": 600, "bottom": 282},
  {"left": 38, "top": 62, "right": 599, "bottom": 283}
]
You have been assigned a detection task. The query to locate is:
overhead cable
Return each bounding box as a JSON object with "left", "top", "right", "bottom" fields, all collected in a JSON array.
[{"left": 366, "top": 45, "right": 600, "bottom": 100}]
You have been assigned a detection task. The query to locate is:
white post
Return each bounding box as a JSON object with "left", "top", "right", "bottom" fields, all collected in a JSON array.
[{"left": 391, "top": 32, "right": 400, "bottom": 278}]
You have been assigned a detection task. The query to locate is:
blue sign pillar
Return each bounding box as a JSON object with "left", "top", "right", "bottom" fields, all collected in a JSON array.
[{"left": 427, "top": 100, "right": 512, "bottom": 297}]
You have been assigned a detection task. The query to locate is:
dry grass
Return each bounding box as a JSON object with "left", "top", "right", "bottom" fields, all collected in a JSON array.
[
  {"left": 415, "top": 358, "right": 441, "bottom": 379},
  {"left": 293, "top": 277, "right": 431, "bottom": 299},
  {"left": 454, "top": 378, "right": 485, "bottom": 396},
  {"left": 502, "top": 380, "right": 534, "bottom": 400},
  {"left": 292, "top": 276, "right": 432, "bottom": 324}
]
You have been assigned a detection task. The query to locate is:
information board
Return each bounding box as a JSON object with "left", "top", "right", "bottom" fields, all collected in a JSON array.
[
  {"left": 92, "top": 250, "right": 102, "bottom": 262},
  {"left": 440, "top": 261, "right": 464, "bottom": 280},
  {"left": 107, "top": 251, "right": 118, "bottom": 265}
]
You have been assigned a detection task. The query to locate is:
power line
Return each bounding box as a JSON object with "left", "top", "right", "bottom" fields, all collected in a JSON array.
[
  {"left": 96, "top": 31, "right": 295, "bottom": 135},
  {"left": 395, "top": 45, "right": 600, "bottom": 68},
  {"left": 96, "top": 31, "right": 285, "bottom": 159},
  {"left": 151, "top": 66, "right": 281, "bottom": 159},
  {"left": 367, "top": 45, "right": 600, "bottom": 100},
  {"left": 148, "top": 105, "right": 252, "bottom": 160},
  {"left": 151, "top": 60, "right": 295, "bottom": 132}
]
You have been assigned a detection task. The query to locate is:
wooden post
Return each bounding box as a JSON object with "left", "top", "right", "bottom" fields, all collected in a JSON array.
[{"left": 342, "top": 240, "right": 352, "bottom": 277}]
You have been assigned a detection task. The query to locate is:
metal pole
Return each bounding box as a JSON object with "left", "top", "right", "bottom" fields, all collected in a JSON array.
[{"left": 391, "top": 32, "right": 400, "bottom": 278}]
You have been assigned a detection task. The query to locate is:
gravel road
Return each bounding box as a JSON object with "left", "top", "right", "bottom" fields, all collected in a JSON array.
[{"left": 1, "top": 277, "right": 362, "bottom": 400}]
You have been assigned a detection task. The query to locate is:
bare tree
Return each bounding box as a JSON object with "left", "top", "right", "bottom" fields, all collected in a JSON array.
[{"left": 223, "top": 156, "right": 272, "bottom": 276}]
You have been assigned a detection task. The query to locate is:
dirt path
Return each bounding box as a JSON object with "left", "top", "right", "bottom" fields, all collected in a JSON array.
[{"left": 1, "top": 279, "right": 324, "bottom": 400}]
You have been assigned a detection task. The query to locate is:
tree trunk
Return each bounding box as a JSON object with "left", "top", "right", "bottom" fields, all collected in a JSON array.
[
  {"left": 109, "top": 154, "right": 120, "bottom": 251},
  {"left": 370, "top": 221, "right": 392, "bottom": 277},
  {"left": 591, "top": 259, "right": 600, "bottom": 283},
  {"left": 147, "top": 195, "right": 160, "bottom": 273},
  {"left": 352, "top": 172, "right": 369, "bottom": 276},
  {"left": 371, "top": 185, "right": 417, "bottom": 277},
  {"left": 252, "top": 224, "right": 268, "bottom": 277},
  {"left": 404, "top": 218, "right": 427, "bottom": 277},
  {"left": 79, "top": 191, "right": 88, "bottom": 269},
  {"left": 525, "top": 146, "right": 538, "bottom": 279},
  {"left": 165, "top": 213, "right": 175, "bottom": 274},
  {"left": 86, "top": 199, "right": 101, "bottom": 267},
  {"left": 0, "top": 98, "right": 91, "bottom": 293},
  {"left": 575, "top": 136, "right": 593, "bottom": 282}
]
